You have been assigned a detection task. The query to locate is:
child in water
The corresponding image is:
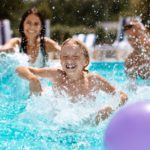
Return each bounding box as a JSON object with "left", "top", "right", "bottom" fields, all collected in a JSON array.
[
  {"left": 16, "top": 38, "right": 128, "bottom": 123},
  {"left": 124, "top": 19, "right": 150, "bottom": 80}
]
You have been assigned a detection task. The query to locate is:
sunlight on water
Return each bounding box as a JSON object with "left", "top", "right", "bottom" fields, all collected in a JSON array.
[{"left": 0, "top": 53, "right": 150, "bottom": 149}]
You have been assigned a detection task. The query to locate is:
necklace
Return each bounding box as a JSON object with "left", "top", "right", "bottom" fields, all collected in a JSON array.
[
  {"left": 27, "top": 43, "right": 40, "bottom": 63},
  {"left": 28, "top": 40, "right": 33, "bottom": 46}
]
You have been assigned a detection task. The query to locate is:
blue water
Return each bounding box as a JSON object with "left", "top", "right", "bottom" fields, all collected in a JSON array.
[{"left": 0, "top": 54, "right": 150, "bottom": 149}]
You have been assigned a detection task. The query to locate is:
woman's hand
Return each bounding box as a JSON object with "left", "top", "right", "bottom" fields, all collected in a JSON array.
[
  {"left": 29, "top": 76, "right": 42, "bottom": 95},
  {"left": 0, "top": 47, "right": 15, "bottom": 53}
]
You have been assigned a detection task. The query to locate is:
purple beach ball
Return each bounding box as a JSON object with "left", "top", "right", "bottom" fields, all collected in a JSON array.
[{"left": 104, "top": 100, "right": 150, "bottom": 150}]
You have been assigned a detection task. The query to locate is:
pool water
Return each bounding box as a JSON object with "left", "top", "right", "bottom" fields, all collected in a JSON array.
[{"left": 0, "top": 53, "right": 150, "bottom": 150}]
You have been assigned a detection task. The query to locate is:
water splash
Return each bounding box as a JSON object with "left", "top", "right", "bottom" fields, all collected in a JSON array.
[{"left": 0, "top": 54, "right": 149, "bottom": 149}]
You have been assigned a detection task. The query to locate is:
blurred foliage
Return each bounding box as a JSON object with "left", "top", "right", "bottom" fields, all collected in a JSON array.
[
  {"left": 51, "top": 24, "right": 94, "bottom": 43},
  {"left": 51, "top": 24, "right": 116, "bottom": 44},
  {"left": 49, "top": 0, "right": 130, "bottom": 26},
  {"left": 95, "top": 26, "right": 116, "bottom": 44},
  {"left": 0, "top": 0, "right": 149, "bottom": 41},
  {"left": 122, "top": 0, "right": 150, "bottom": 29},
  {"left": 135, "top": 0, "right": 150, "bottom": 28}
]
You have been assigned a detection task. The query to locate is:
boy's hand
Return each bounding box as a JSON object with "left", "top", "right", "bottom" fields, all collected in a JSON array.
[
  {"left": 95, "top": 106, "right": 113, "bottom": 124},
  {"left": 29, "top": 77, "right": 42, "bottom": 95},
  {"left": 119, "top": 91, "right": 128, "bottom": 106}
]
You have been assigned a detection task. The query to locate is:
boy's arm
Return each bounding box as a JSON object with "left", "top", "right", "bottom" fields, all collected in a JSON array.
[
  {"left": 95, "top": 74, "right": 128, "bottom": 105},
  {"left": 16, "top": 67, "right": 44, "bottom": 95},
  {"left": 16, "top": 67, "right": 38, "bottom": 81},
  {"left": 95, "top": 91, "right": 128, "bottom": 125},
  {"left": 94, "top": 75, "right": 128, "bottom": 124},
  {"left": 16, "top": 67, "right": 58, "bottom": 95},
  {"left": 95, "top": 106, "right": 113, "bottom": 124},
  {"left": 119, "top": 91, "right": 128, "bottom": 106},
  {"left": 125, "top": 53, "right": 138, "bottom": 79},
  {"left": 16, "top": 66, "right": 57, "bottom": 80}
]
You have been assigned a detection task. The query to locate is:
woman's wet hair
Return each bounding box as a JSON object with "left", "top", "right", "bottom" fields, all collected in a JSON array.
[
  {"left": 19, "top": 7, "right": 47, "bottom": 65},
  {"left": 61, "top": 38, "right": 90, "bottom": 72}
]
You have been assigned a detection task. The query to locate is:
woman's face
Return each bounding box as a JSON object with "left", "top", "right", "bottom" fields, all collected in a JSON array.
[
  {"left": 23, "top": 14, "right": 42, "bottom": 39},
  {"left": 60, "top": 43, "right": 87, "bottom": 78}
]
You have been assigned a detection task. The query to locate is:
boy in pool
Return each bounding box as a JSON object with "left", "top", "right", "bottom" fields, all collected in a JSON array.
[
  {"left": 124, "top": 19, "right": 150, "bottom": 80},
  {"left": 16, "top": 38, "right": 128, "bottom": 123}
]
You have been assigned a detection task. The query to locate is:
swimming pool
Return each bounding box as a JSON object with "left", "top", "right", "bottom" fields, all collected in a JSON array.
[{"left": 0, "top": 54, "right": 150, "bottom": 149}]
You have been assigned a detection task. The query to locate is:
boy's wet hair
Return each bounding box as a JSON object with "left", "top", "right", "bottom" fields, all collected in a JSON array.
[
  {"left": 123, "top": 18, "right": 146, "bottom": 32},
  {"left": 123, "top": 24, "right": 134, "bottom": 31},
  {"left": 61, "top": 38, "right": 90, "bottom": 72}
]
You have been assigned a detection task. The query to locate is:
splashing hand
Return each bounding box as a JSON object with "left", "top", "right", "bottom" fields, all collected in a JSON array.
[
  {"left": 0, "top": 47, "right": 15, "bottom": 53},
  {"left": 95, "top": 106, "right": 113, "bottom": 125},
  {"left": 29, "top": 77, "right": 42, "bottom": 96}
]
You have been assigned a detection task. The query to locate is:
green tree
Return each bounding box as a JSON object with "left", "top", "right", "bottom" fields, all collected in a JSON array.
[
  {"left": 49, "top": 0, "right": 130, "bottom": 27},
  {"left": 135, "top": 0, "right": 150, "bottom": 28}
]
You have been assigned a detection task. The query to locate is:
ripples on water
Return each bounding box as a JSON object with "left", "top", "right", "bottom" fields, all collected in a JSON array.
[{"left": 0, "top": 53, "right": 149, "bottom": 149}]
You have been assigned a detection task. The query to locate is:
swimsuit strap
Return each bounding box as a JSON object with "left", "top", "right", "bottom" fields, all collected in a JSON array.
[
  {"left": 19, "top": 36, "right": 48, "bottom": 67},
  {"left": 19, "top": 46, "right": 23, "bottom": 53},
  {"left": 41, "top": 46, "right": 48, "bottom": 67}
]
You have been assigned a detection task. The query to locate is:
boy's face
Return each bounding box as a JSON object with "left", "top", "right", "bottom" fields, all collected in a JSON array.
[{"left": 60, "top": 43, "right": 87, "bottom": 78}]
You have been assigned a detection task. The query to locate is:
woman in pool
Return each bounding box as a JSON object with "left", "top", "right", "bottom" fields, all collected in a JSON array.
[
  {"left": 124, "top": 19, "right": 150, "bottom": 79},
  {"left": 16, "top": 38, "right": 128, "bottom": 123},
  {"left": 0, "top": 7, "right": 60, "bottom": 67}
]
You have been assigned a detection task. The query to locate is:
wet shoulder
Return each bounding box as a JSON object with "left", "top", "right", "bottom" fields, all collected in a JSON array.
[{"left": 87, "top": 72, "right": 104, "bottom": 82}]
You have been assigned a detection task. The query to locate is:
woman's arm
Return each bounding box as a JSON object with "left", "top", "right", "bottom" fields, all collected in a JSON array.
[
  {"left": 44, "top": 37, "right": 61, "bottom": 53},
  {"left": 0, "top": 38, "right": 20, "bottom": 53}
]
